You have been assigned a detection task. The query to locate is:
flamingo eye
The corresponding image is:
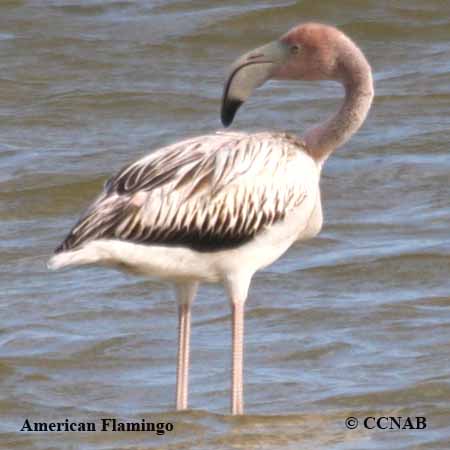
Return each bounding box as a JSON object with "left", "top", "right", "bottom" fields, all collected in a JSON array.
[{"left": 291, "top": 45, "right": 300, "bottom": 54}]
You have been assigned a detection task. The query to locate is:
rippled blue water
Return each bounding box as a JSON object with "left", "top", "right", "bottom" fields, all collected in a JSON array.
[{"left": 1, "top": 1, "right": 450, "bottom": 449}]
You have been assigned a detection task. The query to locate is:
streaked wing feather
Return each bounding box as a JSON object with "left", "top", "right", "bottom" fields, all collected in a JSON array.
[{"left": 56, "top": 132, "right": 311, "bottom": 253}]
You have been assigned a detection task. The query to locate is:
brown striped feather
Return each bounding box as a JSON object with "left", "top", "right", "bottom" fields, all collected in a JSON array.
[{"left": 56, "top": 132, "right": 310, "bottom": 253}]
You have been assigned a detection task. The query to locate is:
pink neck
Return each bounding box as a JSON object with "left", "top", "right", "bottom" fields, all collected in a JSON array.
[{"left": 304, "top": 48, "right": 374, "bottom": 164}]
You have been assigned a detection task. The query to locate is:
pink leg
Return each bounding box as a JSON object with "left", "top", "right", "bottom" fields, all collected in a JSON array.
[
  {"left": 225, "top": 273, "right": 252, "bottom": 415},
  {"left": 175, "top": 282, "right": 198, "bottom": 411},
  {"left": 231, "top": 301, "right": 245, "bottom": 415}
]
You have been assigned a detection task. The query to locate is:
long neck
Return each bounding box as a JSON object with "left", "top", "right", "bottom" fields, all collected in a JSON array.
[{"left": 304, "top": 50, "right": 374, "bottom": 164}]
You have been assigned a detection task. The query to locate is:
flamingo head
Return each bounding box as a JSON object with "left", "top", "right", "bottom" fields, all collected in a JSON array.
[{"left": 221, "top": 23, "right": 355, "bottom": 127}]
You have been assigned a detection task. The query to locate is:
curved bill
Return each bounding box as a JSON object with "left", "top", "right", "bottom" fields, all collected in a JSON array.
[{"left": 221, "top": 40, "right": 289, "bottom": 127}]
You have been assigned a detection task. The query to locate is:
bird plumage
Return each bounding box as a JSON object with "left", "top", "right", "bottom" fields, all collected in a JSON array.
[{"left": 55, "top": 131, "right": 315, "bottom": 255}]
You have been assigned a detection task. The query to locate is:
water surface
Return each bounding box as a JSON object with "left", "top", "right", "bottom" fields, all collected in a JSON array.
[{"left": 1, "top": 1, "right": 450, "bottom": 449}]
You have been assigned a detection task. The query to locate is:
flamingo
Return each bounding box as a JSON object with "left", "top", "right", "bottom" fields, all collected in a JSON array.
[{"left": 48, "top": 23, "right": 374, "bottom": 415}]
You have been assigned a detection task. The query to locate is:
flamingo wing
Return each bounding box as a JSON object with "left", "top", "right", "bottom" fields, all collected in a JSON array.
[{"left": 55, "top": 132, "right": 316, "bottom": 253}]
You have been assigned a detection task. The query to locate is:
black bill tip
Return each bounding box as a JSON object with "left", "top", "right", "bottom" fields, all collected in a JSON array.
[{"left": 221, "top": 97, "right": 243, "bottom": 127}]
